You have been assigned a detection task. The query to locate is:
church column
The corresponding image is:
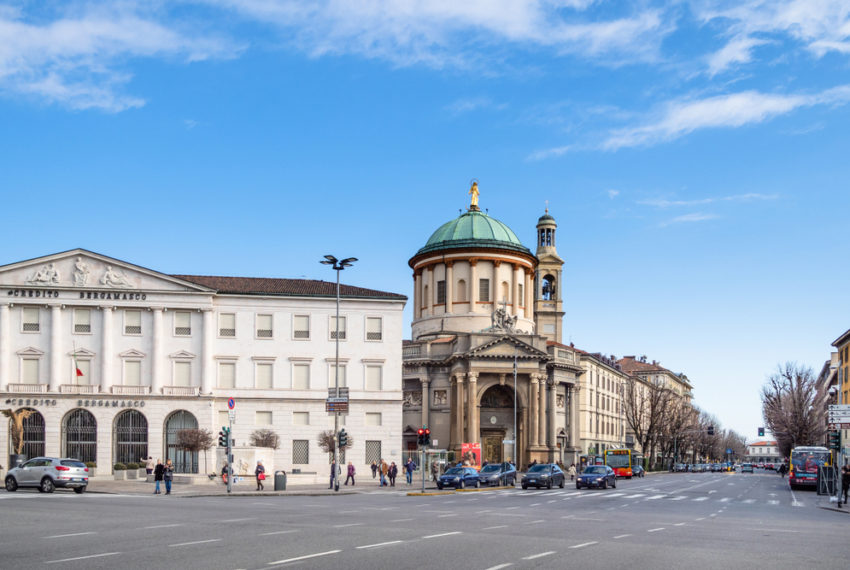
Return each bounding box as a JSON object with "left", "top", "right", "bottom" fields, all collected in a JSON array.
[
  {"left": 201, "top": 309, "right": 214, "bottom": 394},
  {"left": 49, "top": 304, "right": 62, "bottom": 392},
  {"left": 530, "top": 375, "right": 539, "bottom": 447},
  {"left": 469, "top": 259, "right": 478, "bottom": 313},
  {"left": 151, "top": 307, "right": 164, "bottom": 394},
  {"left": 0, "top": 303, "right": 10, "bottom": 392},
  {"left": 445, "top": 262, "right": 454, "bottom": 315},
  {"left": 420, "top": 377, "right": 430, "bottom": 428},
  {"left": 548, "top": 380, "right": 557, "bottom": 451},
  {"left": 512, "top": 264, "right": 521, "bottom": 314},
  {"left": 569, "top": 384, "right": 581, "bottom": 452},
  {"left": 454, "top": 373, "right": 466, "bottom": 445},
  {"left": 467, "top": 372, "right": 479, "bottom": 443},
  {"left": 428, "top": 265, "right": 435, "bottom": 315},
  {"left": 413, "top": 272, "right": 421, "bottom": 319},
  {"left": 493, "top": 260, "right": 500, "bottom": 304},
  {"left": 100, "top": 306, "right": 114, "bottom": 393},
  {"left": 538, "top": 374, "right": 547, "bottom": 447},
  {"left": 525, "top": 270, "right": 534, "bottom": 320}
]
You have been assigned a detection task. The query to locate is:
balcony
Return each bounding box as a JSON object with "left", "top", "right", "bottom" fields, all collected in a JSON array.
[
  {"left": 59, "top": 384, "right": 99, "bottom": 394},
  {"left": 7, "top": 383, "right": 48, "bottom": 393},
  {"left": 112, "top": 385, "right": 151, "bottom": 396},
  {"left": 162, "top": 386, "right": 200, "bottom": 396}
]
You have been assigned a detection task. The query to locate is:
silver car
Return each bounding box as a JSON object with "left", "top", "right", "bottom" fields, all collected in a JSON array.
[{"left": 5, "top": 457, "right": 89, "bottom": 493}]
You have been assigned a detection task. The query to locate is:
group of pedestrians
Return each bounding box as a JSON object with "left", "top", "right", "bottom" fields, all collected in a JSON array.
[{"left": 143, "top": 457, "right": 174, "bottom": 495}]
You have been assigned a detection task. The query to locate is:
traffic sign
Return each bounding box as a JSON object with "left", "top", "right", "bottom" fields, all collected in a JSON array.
[
  {"left": 228, "top": 410, "right": 235, "bottom": 422},
  {"left": 828, "top": 423, "right": 850, "bottom": 430},
  {"left": 828, "top": 404, "right": 850, "bottom": 411},
  {"left": 227, "top": 398, "right": 235, "bottom": 410}
]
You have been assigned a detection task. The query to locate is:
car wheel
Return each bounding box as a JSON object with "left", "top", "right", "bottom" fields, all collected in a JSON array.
[
  {"left": 612, "top": 477, "right": 617, "bottom": 489},
  {"left": 459, "top": 480, "right": 465, "bottom": 489},
  {"left": 559, "top": 479, "right": 565, "bottom": 489},
  {"left": 437, "top": 483, "right": 443, "bottom": 490},
  {"left": 74, "top": 486, "right": 86, "bottom": 494},
  {"left": 521, "top": 484, "right": 528, "bottom": 490},
  {"left": 475, "top": 480, "right": 480, "bottom": 489},
  {"left": 547, "top": 480, "right": 553, "bottom": 490},
  {"left": 5, "top": 477, "right": 17, "bottom": 492},
  {"left": 576, "top": 483, "right": 581, "bottom": 489},
  {"left": 601, "top": 480, "right": 607, "bottom": 490},
  {"left": 40, "top": 477, "right": 55, "bottom": 494}
]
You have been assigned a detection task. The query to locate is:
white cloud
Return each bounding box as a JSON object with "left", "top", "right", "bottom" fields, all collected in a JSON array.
[
  {"left": 607, "top": 189, "right": 620, "bottom": 199},
  {"left": 527, "top": 144, "right": 574, "bottom": 161},
  {"left": 640, "top": 193, "right": 778, "bottom": 208},
  {"left": 659, "top": 212, "right": 718, "bottom": 227},
  {"left": 706, "top": 35, "right": 769, "bottom": 76},
  {"left": 444, "top": 97, "right": 507, "bottom": 115}
]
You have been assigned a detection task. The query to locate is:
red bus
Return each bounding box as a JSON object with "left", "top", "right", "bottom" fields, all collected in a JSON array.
[
  {"left": 604, "top": 449, "right": 644, "bottom": 478},
  {"left": 789, "top": 446, "right": 831, "bottom": 489}
]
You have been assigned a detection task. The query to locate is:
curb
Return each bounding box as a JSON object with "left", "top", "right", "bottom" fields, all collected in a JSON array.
[
  {"left": 407, "top": 491, "right": 455, "bottom": 496},
  {"left": 456, "top": 486, "right": 517, "bottom": 493}
]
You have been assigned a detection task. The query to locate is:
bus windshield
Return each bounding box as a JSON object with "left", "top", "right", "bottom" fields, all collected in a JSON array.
[{"left": 605, "top": 452, "right": 630, "bottom": 469}]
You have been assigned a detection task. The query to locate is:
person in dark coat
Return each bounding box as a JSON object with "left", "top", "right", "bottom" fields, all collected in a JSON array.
[
  {"left": 255, "top": 460, "right": 265, "bottom": 491},
  {"left": 153, "top": 459, "right": 164, "bottom": 494},
  {"left": 371, "top": 461, "right": 378, "bottom": 479},
  {"left": 840, "top": 465, "right": 850, "bottom": 507},
  {"left": 345, "top": 461, "right": 356, "bottom": 486},
  {"left": 388, "top": 462, "right": 398, "bottom": 487},
  {"left": 329, "top": 460, "right": 337, "bottom": 489},
  {"left": 163, "top": 459, "right": 174, "bottom": 495},
  {"left": 404, "top": 458, "right": 416, "bottom": 485}
]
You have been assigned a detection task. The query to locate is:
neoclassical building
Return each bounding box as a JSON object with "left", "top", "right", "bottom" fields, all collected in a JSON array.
[
  {"left": 1, "top": 249, "right": 406, "bottom": 480},
  {"left": 402, "top": 190, "right": 582, "bottom": 466}
]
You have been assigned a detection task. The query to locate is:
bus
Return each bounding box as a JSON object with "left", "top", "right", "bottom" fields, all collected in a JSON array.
[
  {"left": 788, "top": 446, "right": 831, "bottom": 489},
  {"left": 604, "top": 449, "right": 644, "bottom": 478}
]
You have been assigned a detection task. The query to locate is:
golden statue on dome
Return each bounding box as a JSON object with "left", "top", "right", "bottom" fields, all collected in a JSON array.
[{"left": 469, "top": 180, "right": 480, "bottom": 211}]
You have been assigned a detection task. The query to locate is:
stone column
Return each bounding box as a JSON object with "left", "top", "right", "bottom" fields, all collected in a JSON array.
[
  {"left": 421, "top": 377, "right": 430, "bottom": 428},
  {"left": 569, "top": 384, "right": 581, "bottom": 452},
  {"left": 538, "top": 375, "right": 547, "bottom": 447},
  {"left": 470, "top": 259, "right": 478, "bottom": 313},
  {"left": 530, "top": 375, "right": 539, "bottom": 447},
  {"left": 428, "top": 265, "right": 435, "bottom": 315},
  {"left": 49, "top": 305, "right": 62, "bottom": 392},
  {"left": 445, "top": 262, "right": 454, "bottom": 315},
  {"left": 151, "top": 307, "right": 164, "bottom": 394},
  {"left": 455, "top": 373, "right": 466, "bottom": 445},
  {"left": 100, "top": 307, "right": 114, "bottom": 393},
  {"left": 413, "top": 272, "right": 421, "bottom": 319},
  {"left": 493, "top": 260, "right": 500, "bottom": 305},
  {"left": 0, "top": 303, "right": 9, "bottom": 392},
  {"left": 548, "top": 380, "right": 557, "bottom": 450},
  {"left": 513, "top": 264, "right": 521, "bottom": 313},
  {"left": 525, "top": 270, "right": 534, "bottom": 319},
  {"left": 467, "top": 372, "right": 478, "bottom": 444},
  {"left": 201, "top": 309, "right": 214, "bottom": 394}
]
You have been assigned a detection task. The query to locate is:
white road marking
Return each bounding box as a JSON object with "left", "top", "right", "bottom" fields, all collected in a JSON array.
[
  {"left": 670, "top": 496, "right": 687, "bottom": 501},
  {"left": 613, "top": 534, "right": 631, "bottom": 539},
  {"left": 530, "top": 503, "right": 541, "bottom": 506},
  {"left": 356, "top": 541, "right": 402, "bottom": 549},
  {"left": 390, "top": 518, "right": 414, "bottom": 522},
  {"left": 221, "top": 518, "right": 251, "bottom": 523},
  {"left": 744, "top": 528, "right": 801, "bottom": 533},
  {"left": 693, "top": 497, "right": 709, "bottom": 502},
  {"left": 142, "top": 523, "right": 184, "bottom": 529},
  {"left": 482, "top": 525, "right": 508, "bottom": 530},
  {"left": 525, "top": 520, "right": 544, "bottom": 524},
  {"left": 768, "top": 500, "right": 779, "bottom": 505},
  {"left": 570, "top": 542, "right": 598, "bottom": 549},
  {"left": 607, "top": 493, "right": 624, "bottom": 497},
  {"left": 46, "top": 552, "right": 120, "bottom": 564},
  {"left": 43, "top": 532, "right": 96, "bottom": 538},
  {"left": 547, "top": 500, "right": 557, "bottom": 504},
  {"left": 743, "top": 499, "right": 755, "bottom": 504},
  {"left": 719, "top": 498, "right": 731, "bottom": 503},
  {"left": 789, "top": 488, "right": 803, "bottom": 507},
  {"left": 484, "top": 564, "right": 513, "bottom": 570},
  {"left": 268, "top": 550, "right": 341, "bottom": 565},
  {"left": 673, "top": 523, "right": 686, "bottom": 526},
  {"left": 696, "top": 517, "right": 706, "bottom": 521},
  {"left": 260, "top": 530, "right": 298, "bottom": 536},
  {"left": 438, "top": 514, "right": 457, "bottom": 518},
  {"left": 625, "top": 494, "right": 645, "bottom": 498},
  {"left": 333, "top": 523, "right": 363, "bottom": 528},
  {"left": 647, "top": 495, "right": 666, "bottom": 500},
  {"left": 523, "top": 551, "right": 556, "bottom": 559},
  {"left": 423, "top": 531, "right": 462, "bottom": 539},
  {"left": 648, "top": 528, "right": 665, "bottom": 533},
  {"left": 169, "top": 539, "right": 222, "bottom": 547}
]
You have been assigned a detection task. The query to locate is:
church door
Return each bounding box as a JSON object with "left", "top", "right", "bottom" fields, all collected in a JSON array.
[{"left": 483, "top": 434, "right": 503, "bottom": 464}]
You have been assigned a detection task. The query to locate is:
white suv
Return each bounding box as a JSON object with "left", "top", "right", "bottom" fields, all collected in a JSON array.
[{"left": 5, "top": 457, "right": 89, "bottom": 493}]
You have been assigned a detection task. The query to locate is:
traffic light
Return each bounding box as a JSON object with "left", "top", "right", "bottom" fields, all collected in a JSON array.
[
  {"left": 218, "top": 426, "right": 230, "bottom": 447},
  {"left": 417, "top": 427, "right": 425, "bottom": 446},
  {"left": 338, "top": 429, "right": 348, "bottom": 448},
  {"left": 758, "top": 427, "right": 765, "bottom": 437},
  {"left": 828, "top": 431, "right": 840, "bottom": 450},
  {"left": 423, "top": 427, "right": 431, "bottom": 446},
  {"left": 707, "top": 425, "right": 715, "bottom": 436}
]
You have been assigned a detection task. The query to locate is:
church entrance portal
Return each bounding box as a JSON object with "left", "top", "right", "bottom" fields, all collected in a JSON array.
[{"left": 479, "top": 384, "right": 516, "bottom": 465}]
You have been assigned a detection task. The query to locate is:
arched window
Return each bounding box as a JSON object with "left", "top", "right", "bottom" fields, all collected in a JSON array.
[
  {"left": 62, "top": 409, "right": 97, "bottom": 463},
  {"left": 456, "top": 279, "right": 467, "bottom": 303},
  {"left": 114, "top": 410, "right": 148, "bottom": 466},
  {"left": 501, "top": 281, "right": 510, "bottom": 303},
  {"left": 9, "top": 408, "right": 44, "bottom": 459},
  {"left": 541, "top": 275, "right": 556, "bottom": 300},
  {"left": 164, "top": 410, "right": 199, "bottom": 473}
]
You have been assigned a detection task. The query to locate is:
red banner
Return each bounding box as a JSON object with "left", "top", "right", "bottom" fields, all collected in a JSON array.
[{"left": 461, "top": 442, "right": 481, "bottom": 469}]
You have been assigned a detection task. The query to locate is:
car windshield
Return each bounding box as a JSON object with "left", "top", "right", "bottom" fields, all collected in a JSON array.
[
  {"left": 583, "top": 466, "right": 606, "bottom": 474},
  {"left": 528, "top": 464, "right": 550, "bottom": 473},
  {"left": 60, "top": 460, "right": 86, "bottom": 468},
  {"left": 445, "top": 468, "right": 463, "bottom": 475},
  {"left": 480, "top": 465, "right": 500, "bottom": 473}
]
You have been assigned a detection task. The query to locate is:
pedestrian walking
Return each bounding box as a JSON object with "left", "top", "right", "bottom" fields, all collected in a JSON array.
[
  {"left": 405, "top": 458, "right": 416, "bottom": 485},
  {"left": 430, "top": 461, "right": 440, "bottom": 481},
  {"left": 163, "top": 459, "right": 174, "bottom": 495},
  {"left": 142, "top": 456, "right": 155, "bottom": 475},
  {"left": 389, "top": 462, "right": 398, "bottom": 486},
  {"left": 345, "top": 461, "right": 356, "bottom": 486},
  {"left": 221, "top": 462, "right": 229, "bottom": 484},
  {"left": 840, "top": 465, "right": 850, "bottom": 507},
  {"left": 380, "top": 459, "right": 389, "bottom": 487},
  {"left": 371, "top": 461, "right": 378, "bottom": 479},
  {"left": 255, "top": 460, "right": 265, "bottom": 491},
  {"left": 329, "top": 460, "right": 337, "bottom": 489},
  {"left": 153, "top": 459, "right": 164, "bottom": 494},
  {"left": 568, "top": 463, "right": 577, "bottom": 481}
]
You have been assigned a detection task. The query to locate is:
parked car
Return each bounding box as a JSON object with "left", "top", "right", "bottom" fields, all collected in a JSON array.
[
  {"left": 632, "top": 464, "right": 646, "bottom": 478},
  {"left": 477, "top": 462, "right": 517, "bottom": 487},
  {"left": 5, "top": 457, "right": 89, "bottom": 493},
  {"left": 576, "top": 465, "right": 617, "bottom": 489},
  {"left": 436, "top": 467, "right": 480, "bottom": 490},
  {"left": 521, "top": 463, "right": 565, "bottom": 489},
  {"left": 740, "top": 463, "right": 754, "bottom": 473}
]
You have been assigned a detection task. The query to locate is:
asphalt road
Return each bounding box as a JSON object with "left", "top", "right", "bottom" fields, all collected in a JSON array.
[{"left": 1, "top": 471, "right": 848, "bottom": 569}]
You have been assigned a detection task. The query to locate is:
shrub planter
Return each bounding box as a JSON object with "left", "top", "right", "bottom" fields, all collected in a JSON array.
[
  {"left": 126, "top": 469, "right": 138, "bottom": 479},
  {"left": 113, "top": 470, "right": 127, "bottom": 480}
]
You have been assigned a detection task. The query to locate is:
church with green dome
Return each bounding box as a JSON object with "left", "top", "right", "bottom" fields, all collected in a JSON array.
[{"left": 402, "top": 184, "right": 582, "bottom": 468}]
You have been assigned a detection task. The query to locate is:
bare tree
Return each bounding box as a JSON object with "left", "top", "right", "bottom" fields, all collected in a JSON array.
[
  {"left": 317, "top": 429, "right": 354, "bottom": 461},
  {"left": 761, "top": 362, "right": 825, "bottom": 457},
  {"left": 176, "top": 428, "right": 214, "bottom": 473},
  {"left": 623, "top": 377, "right": 675, "bottom": 469},
  {"left": 250, "top": 429, "right": 281, "bottom": 450},
  {"left": 658, "top": 399, "right": 698, "bottom": 467}
]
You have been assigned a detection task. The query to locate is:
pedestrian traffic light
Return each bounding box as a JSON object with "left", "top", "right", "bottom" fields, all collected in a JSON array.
[
  {"left": 218, "top": 426, "right": 230, "bottom": 447},
  {"left": 707, "top": 425, "right": 715, "bottom": 436},
  {"left": 338, "top": 429, "right": 348, "bottom": 448},
  {"left": 417, "top": 427, "right": 425, "bottom": 446},
  {"left": 828, "top": 430, "right": 840, "bottom": 450},
  {"left": 758, "top": 427, "right": 765, "bottom": 437}
]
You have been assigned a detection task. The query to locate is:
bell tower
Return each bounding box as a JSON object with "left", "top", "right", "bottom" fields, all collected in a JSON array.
[{"left": 533, "top": 209, "right": 565, "bottom": 343}]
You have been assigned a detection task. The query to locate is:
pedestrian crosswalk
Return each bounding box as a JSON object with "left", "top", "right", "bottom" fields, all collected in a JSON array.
[{"left": 468, "top": 488, "right": 793, "bottom": 507}]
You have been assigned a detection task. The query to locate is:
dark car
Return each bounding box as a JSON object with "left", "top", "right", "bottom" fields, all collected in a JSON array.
[
  {"left": 477, "top": 462, "right": 517, "bottom": 487},
  {"left": 576, "top": 465, "right": 617, "bottom": 489},
  {"left": 436, "top": 467, "right": 480, "bottom": 490},
  {"left": 521, "top": 463, "right": 565, "bottom": 489},
  {"left": 5, "top": 457, "right": 89, "bottom": 493}
]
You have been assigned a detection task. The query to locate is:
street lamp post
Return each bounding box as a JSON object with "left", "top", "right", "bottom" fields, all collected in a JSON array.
[{"left": 320, "top": 255, "right": 357, "bottom": 493}]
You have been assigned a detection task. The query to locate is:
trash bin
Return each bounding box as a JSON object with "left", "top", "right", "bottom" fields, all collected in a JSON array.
[{"left": 274, "top": 470, "right": 287, "bottom": 491}]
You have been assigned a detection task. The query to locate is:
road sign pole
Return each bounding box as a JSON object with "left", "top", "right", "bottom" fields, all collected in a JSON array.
[
  {"left": 227, "top": 415, "right": 233, "bottom": 494},
  {"left": 421, "top": 447, "right": 426, "bottom": 493}
]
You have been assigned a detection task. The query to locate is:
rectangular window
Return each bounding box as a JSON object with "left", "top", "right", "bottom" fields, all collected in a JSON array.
[
  {"left": 218, "top": 362, "right": 235, "bottom": 389},
  {"left": 365, "top": 440, "right": 382, "bottom": 465},
  {"left": 479, "top": 279, "right": 490, "bottom": 302},
  {"left": 22, "top": 307, "right": 39, "bottom": 332},
  {"left": 174, "top": 361, "right": 191, "bottom": 387},
  {"left": 219, "top": 313, "right": 236, "bottom": 337},
  {"left": 124, "top": 361, "right": 141, "bottom": 386},
  {"left": 293, "top": 363, "right": 310, "bottom": 390},
  {"left": 293, "top": 412, "right": 309, "bottom": 425},
  {"left": 365, "top": 365, "right": 382, "bottom": 391},
  {"left": 73, "top": 308, "right": 91, "bottom": 334},
  {"left": 174, "top": 311, "right": 191, "bottom": 336},
  {"left": 292, "top": 440, "right": 309, "bottom": 465},
  {"left": 366, "top": 317, "right": 382, "bottom": 341},
  {"left": 124, "top": 310, "right": 142, "bottom": 335},
  {"left": 330, "top": 364, "right": 346, "bottom": 388},
  {"left": 330, "top": 316, "right": 346, "bottom": 340},
  {"left": 365, "top": 412, "right": 382, "bottom": 426},
  {"left": 518, "top": 283, "right": 523, "bottom": 305},
  {"left": 75, "top": 360, "right": 91, "bottom": 385},
  {"left": 22, "top": 359, "right": 39, "bottom": 384},
  {"left": 256, "top": 314, "right": 273, "bottom": 338},
  {"left": 436, "top": 280, "right": 446, "bottom": 304},
  {"left": 256, "top": 362, "right": 273, "bottom": 389},
  {"left": 293, "top": 315, "right": 310, "bottom": 339},
  {"left": 218, "top": 410, "right": 229, "bottom": 426},
  {"left": 256, "top": 411, "right": 273, "bottom": 425}
]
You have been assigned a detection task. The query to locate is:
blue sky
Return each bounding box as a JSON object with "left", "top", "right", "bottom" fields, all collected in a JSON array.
[{"left": 2, "top": 1, "right": 849, "bottom": 442}]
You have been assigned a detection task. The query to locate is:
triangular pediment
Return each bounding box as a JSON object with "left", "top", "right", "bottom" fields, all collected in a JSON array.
[
  {"left": 119, "top": 349, "right": 147, "bottom": 359},
  {"left": 0, "top": 249, "right": 213, "bottom": 293},
  {"left": 16, "top": 346, "right": 44, "bottom": 357},
  {"left": 467, "top": 336, "right": 548, "bottom": 360},
  {"left": 67, "top": 348, "right": 96, "bottom": 358},
  {"left": 169, "top": 350, "right": 196, "bottom": 359}
]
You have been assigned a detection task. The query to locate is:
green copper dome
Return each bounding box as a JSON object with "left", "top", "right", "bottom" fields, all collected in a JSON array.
[{"left": 416, "top": 209, "right": 531, "bottom": 256}]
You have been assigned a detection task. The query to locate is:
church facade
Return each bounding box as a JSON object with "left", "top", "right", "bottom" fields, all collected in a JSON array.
[{"left": 402, "top": 192, "right": 583, "bottom": 467}]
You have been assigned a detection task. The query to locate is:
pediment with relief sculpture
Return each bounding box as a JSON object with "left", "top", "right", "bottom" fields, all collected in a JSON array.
[{"left": 466, "top": 336, "right": 548, "bottom": 360}]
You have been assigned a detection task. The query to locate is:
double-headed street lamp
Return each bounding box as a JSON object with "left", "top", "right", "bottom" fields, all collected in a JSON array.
[{"left": 320, "top": 255, "right": 357, "bottom": 492}]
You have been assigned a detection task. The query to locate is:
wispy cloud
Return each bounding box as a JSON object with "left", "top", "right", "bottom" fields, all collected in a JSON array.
[
  {"left": 706, "top": 35, "right": 769, "bottom": 76},
  {"left": 607, "top": 189, "right": 620, "bottom": 199},
  {"left": 444, "top": 97, "right": 507, "bottom": 116},
  {"left": 659, "top": 212, "right": 718, "bottom": 227},
  {"left": 639, "top": 193, "right": 778, "bottom": 208}
]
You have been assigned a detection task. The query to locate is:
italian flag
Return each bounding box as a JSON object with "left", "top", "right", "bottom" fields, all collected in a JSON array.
[{"left": 73, "top": 350, "right": 83, "bottom": 377}]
